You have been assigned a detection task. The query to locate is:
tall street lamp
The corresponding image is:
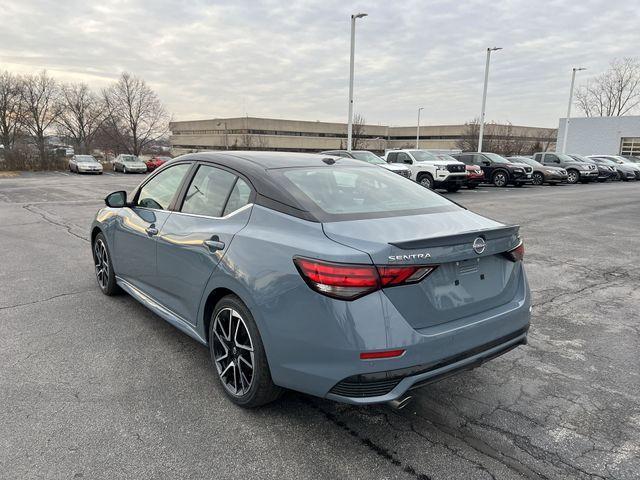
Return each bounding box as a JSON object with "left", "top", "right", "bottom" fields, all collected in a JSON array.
[
  {"left": 478, "top": 47, "right": 502, "bottom": 152},
  {"left": 560, "top": 67, "right": 586, "bottom": 153},
  {"left": 416, "top": 107, "right": 424, "bottom": 149},
  {"left": 347, "top": 12, "right": 367, "bottom": 152}
]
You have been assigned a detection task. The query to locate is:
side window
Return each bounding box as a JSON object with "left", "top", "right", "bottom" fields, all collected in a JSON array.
[
  {"left": 387, "top": 152, "right": 398, "bottom": 163},
  {"left": 222, "top": 178, "right": 252, "bottom": 216},
  {"left": 475, "top": 154, "right": 489, "bottom": 165},
  {"left": 137, "top": 163, "right": 191, "bottom": 210},
  {"left": 397, "top": 152, "right": 412, "bottom": 164},
  {"left": 546, "top": 154, "right": 559, "bottom": 163},
  {"left": 458, "top": 154, "right": 472, "bottom": 165},
  {"left": 181, "top": 165, "right": 238, "bottom": 217}
]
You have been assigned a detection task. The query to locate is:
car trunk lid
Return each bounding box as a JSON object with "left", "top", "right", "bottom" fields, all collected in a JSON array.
[{"left": 322, "top": 209, "right": 521, "bottom": 330}]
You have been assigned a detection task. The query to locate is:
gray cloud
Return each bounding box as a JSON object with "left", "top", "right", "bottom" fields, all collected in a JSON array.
[{"left": 1, "top": 0, "right": 638, "bottom": 127}]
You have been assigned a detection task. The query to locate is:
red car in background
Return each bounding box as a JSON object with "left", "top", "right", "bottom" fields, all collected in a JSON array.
[
  {"left": 144, "top": 156, "right": 172, "bottom": 172},
  {"left": 464, "top": 164, "right": 484, "bottom": 189}
]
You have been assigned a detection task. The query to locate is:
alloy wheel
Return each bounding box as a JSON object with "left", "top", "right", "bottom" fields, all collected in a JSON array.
[
  {"left": 212, "top": 308, "right": 255, "bottom": 397},
  {"left": 567, "top": 171, "right": 578, "bottom": 184},
  {"left": 419, "top": 176, "right": 432, "bottom": 189},
  {"left": 493, "top": 172, "right": 507, "bottom": 187},
  {"left": 94, "top": 239, "right": 109, "bottom": 290},
  {"left": 532, "top": 172, "right": 544, "bottom": 185}
]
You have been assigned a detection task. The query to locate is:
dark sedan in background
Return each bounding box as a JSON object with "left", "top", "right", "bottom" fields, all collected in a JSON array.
[{"left": 569, "top": 155, "right": 617, "bottom": 182}]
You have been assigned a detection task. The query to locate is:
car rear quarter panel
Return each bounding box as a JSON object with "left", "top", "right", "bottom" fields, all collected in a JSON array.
[{"left": 198, "top": 204, "right": 393, "bottom": 396}]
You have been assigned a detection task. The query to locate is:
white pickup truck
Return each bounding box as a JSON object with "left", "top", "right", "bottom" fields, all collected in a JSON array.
[{"left": 384, "top": 149, "right": 467, "bottom": 192}]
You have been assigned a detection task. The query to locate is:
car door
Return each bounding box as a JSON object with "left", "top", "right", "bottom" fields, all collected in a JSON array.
[
  {"left": 112, "top": 162, "right": 193, "bottom": 296},
  {"left": 155, "top": 163, "right": 254, "bottom": 324}
]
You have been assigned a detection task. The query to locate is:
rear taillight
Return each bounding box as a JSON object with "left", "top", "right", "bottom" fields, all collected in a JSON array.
[
  {"left": 293, "top": 257, "right": 437, "bottom": 301},
  {"left": 503, "top": 241, "right": 525, "bottom": 262}
]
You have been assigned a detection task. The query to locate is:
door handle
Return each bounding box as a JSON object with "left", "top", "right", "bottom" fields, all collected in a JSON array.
[
  {"left": 203, "top": 239, "right": 225, "bottom": 252},
  {"left": 145, "top": 226, "right": 159, "bottom": 237}
]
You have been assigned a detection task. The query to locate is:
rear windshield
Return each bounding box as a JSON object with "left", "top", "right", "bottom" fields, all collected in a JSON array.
[{"left": 274, "top": 166, "right": 457, "bottom": 221}]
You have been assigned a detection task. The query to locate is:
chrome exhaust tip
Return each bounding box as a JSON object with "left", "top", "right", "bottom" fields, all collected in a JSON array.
[{"left": 387, "top": 395, "right": 412, "bottom": 410}]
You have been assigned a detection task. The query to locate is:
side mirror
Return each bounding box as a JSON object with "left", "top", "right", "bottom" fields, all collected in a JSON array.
[
  {"left": 483, "top": 160, "right": 490, "bottom": 166},
  {"left": 105, "top": 191, "right": 127, "bottom": 208},
  {"left": 403, "top": 159, "right": 412, "bottom": 165}
]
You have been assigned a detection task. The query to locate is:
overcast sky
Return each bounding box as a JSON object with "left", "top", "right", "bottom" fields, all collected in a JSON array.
[{"left": 1, "top": 0, "right": 638, "bottom": 127}]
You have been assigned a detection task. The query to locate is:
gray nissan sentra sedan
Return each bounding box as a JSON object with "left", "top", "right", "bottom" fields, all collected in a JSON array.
[{"left": 91, "top": 152, "right": 531, "bottom": 408}]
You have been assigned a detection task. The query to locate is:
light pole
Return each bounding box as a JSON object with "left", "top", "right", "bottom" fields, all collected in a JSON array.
[
  {"left": 216, "top": 121, "right": 228, "bottom": 150},
  {"left": 416, "top": 107, "right": 424, "bottom": 149},
  {"left": 347, "top": 12, "right": 367, "bottom": 152},
  {"left": 478, "top": 47, "right": 502, "bottom": 152},
  {"left": 560, "top": 67, "right": 586, "bottom": 153}
]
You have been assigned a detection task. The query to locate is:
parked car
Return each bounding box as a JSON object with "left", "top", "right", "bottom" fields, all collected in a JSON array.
[
  {"left": 113, "top": 154, "right": 147, "bottom": 173},
  {"left": 453, "top": 152, "right": 532, "bottom": 187},
  {"left": 508, "top": 156, "right": 567, "bottom": 185},
  {"left": 432, "top": 153, "right": 483, "bottom": 189},
  {"left": 145, "top": 156, "right": 172, "bottom": 172},
  {"left": 568, "top": 155, "right": 617, "bottom": 182},
  {"left": 587, "top": 156, "right": 639, "bottom": 181},
  {"left": 68, "top": 155, "right": 103, "bottom": 174},
  {"left": 385, "top": 149, "right": 467, "bottom": 192},
  {"left": 621, "top": 155, "right": 640, "bottom": 165},
  {"left": 533, "top": 152, "right": 598, "bottom": 184},
  {"left": 320, "top": 150, "right": 411, "bottom": 178},
  {"left": 92, "top": 152, "right": 530, "bottom": 408}
]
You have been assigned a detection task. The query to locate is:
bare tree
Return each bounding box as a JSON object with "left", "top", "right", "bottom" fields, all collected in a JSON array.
[
  {"left": 103, "top": 73, "right": 169, "bottom": 155},
  {"left": 0, "top": 70, "right": 23, "bottom": 151},
  {"left": 351, "top": 113, "right": 366, "bottom": 150},
  {"left": 456, "top": 119, "right": 550, "bottom": 155},
  {"left": 20, "top": 71, "right": 61, "bottom": 160},
  {"left": 56, "top": 83, "right": 105, "bottom": 154},
  {"left": 455, "top": 119, "right": 480, "bottom": 152},
  {"left": 576, "top": 58, "right": 640, "bottom": 117}
]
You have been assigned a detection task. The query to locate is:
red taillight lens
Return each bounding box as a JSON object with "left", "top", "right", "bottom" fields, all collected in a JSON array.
[
  {"left": 294, "top": 257, "right": 437, "bottom": 300},
  {"left": 377, "top": 266, "right": 435, "bottom": 286},
  {"left": 293, "top": 257, "right": 379, "bottom": 300},
  {"left": 503, "top": 241, "right": 525, "bottom": 262}
]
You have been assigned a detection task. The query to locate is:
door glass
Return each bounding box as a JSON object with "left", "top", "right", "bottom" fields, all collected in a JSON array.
[
  {"left": 222, "top": 178, "right": 252, "bottom": 216},
  {"left": 181, "top": 165, "right": 237, "bottom": 217},
  {"left": 397, "top": 152, "right": 412, "bottom": 164},
  {"left": 137, "top": 163, "right": 191, "bottom": 210}
]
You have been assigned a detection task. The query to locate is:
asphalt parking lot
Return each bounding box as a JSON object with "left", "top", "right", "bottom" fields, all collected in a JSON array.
[{"left": 1, "top": 171, "right": 639, "bottom": 480}]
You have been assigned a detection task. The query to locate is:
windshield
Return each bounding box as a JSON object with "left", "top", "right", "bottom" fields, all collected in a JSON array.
[
  {"left": 409, "top": 150, "right": 438, "bottom": 162},
  {"left": 434, "top": 154, "right": 458, "bottom": 162},
  {"left": 484, "top": 153, "right": 511, "bottom": 164},
  {"left": 276, "top": 166, "right": 455, "bottom": 220},
  {"left": 594, "top": 158, "right": 616, "bottom": 166},
  {"left": 75, "top": 155, "right": 96, "bottom": 163},
  {"left": 569, "top": 155, "right": 589, "bottom": 163},
  {"left": 510, "top": 157, "right": 540, "bottom": 167},
  {"left": 121, "top": 155, "right": 139, "bottom": 163},
  {"left": 557, "top": 154, "right": 577, "bottom": 162},
  {"left": 350, "top": 151, "right": 386, "bottom": 164}
]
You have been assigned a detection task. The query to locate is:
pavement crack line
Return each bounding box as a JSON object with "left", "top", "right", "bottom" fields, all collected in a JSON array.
[
  {"left": 22, "top": 203, "right": 89, "bottom": 243},
  {"left": 0, "top": 289, "right": 94, "bottom": 311}
]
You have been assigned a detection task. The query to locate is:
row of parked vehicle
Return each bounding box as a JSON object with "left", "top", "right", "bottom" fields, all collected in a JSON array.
[
  {"left": 67, "top": 154, "right": 173, "bottom": 174},
  {"left": 321, "top": 149, "right": 640, "bottom": 191}
]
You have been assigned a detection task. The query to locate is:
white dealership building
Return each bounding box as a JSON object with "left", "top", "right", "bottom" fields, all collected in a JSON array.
[{"left": 557, "top": 115, "right": 640, "bottom": 156}]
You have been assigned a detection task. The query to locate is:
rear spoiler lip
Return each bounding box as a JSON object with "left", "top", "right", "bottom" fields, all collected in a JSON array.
[{"left": 388, "top": 225, "right": 520, "bottom": 250}]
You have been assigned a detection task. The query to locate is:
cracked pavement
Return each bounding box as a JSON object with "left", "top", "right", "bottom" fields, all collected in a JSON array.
[{"left": 0, "top": 172, "right": 638, "bottom": 479}]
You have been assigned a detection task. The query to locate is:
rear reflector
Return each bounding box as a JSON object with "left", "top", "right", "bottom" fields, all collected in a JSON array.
[
  {"left": 293, "top": 256, "right": 437, "bottom": 301},
  {"left": 503, "top": 240, "right": 525, "bottom": 262},
  {"left": 360, "top": 349, "right": 405, "bottom": 360}
]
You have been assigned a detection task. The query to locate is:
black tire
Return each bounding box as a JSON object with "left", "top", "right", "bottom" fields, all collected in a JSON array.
[
  {"left": 417, "top": 173, "right": 434, "bottom": 189},
  {"left": 532, "top": 172, "right": 544, "bottom": 186},
  {"left": 466, "top": 184, "right": 478, "bottom": 190},
  {"left": 92, "top": 232, "right": 120, "bottom": 296},
  {"left": 566, "top": 169, "right": 579, "bottom": 184},
  {"left": 123, "top": 166, "right": 127, "bottom": 174},
  {"left": 446, "top": 185, "right": 461, "bottom": 193},
  {"left": 492, "top": 171, "right": 508, "bottom": 187},
  {"left": 209, "top": 294, "right": 282, "bottom": 408}
]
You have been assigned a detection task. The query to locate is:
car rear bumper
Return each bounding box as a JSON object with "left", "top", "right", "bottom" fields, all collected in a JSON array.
[
  {"left": 314, "top": 265, "right": 531, "bottom": 405},
  {"left": 326, "top": 327, "right": 528, "bottom": 403}
]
